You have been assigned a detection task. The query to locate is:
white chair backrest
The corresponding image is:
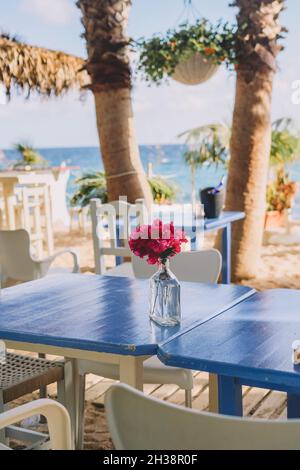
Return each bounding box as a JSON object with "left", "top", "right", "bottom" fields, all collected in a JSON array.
[
  {"left": 132, "top": 249, "right": 222, "bottom": 283},
  {"left": 90, "top": 198, "right": 147, "bottom": 275},
  {"left": 106, "top": 383, "right": 300, "bottom": 450},
  {"left": 0, "top": 229, "right": 36, "bottom": 281},
  {"left": 15, "top": 184, "right": 53, "bottom": 257}
]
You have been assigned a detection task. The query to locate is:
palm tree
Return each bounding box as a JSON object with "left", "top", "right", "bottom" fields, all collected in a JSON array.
[
  {"left": 14, "top": 142, "right": 48, "bottom": 169},
  {"left": 179, "top": 124, "right": 229, "bottom": 209},
  {"left": 70, "top": 171, "right": 108, "bottom": 208},
  {"left": 0, "top": 34, "right": 88, "bottom": 96},
  {"left": 225, "top": 0, "right": 285, "bottom": 280},
  {"left": 76, "top": 0, "right": 152, "bottom": 206},
  {"left": 270, "top": 118, "right": 300, "bottom": 168}
]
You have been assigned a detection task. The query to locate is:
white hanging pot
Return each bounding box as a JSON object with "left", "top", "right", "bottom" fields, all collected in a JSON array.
[{"left": 172, "top": 52, "right": 219, "bottom": 86}]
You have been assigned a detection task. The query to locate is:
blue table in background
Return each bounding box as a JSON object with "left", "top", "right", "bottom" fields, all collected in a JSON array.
[
  {"left": 154, "top": 209, "right": 245, "bottom": 285},
  {"left": 117, "top": 210, "right": 245, "bottom": 285},
  {"left": 159, "top": 289, "right": 300, "bottom": 418},
  {"left": 203, "top": 211, "right": 245, "bottom": 284}
]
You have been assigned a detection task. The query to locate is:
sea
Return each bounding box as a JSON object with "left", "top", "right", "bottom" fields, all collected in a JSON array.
[{"left": 1, "top": 145, "right": 300, "bottom": 216}]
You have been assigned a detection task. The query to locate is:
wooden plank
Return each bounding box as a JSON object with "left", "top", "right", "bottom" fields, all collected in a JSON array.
[
  {"left": 252, "top": 391, "right": 286, "bottom": 419},
  {"left": 85, "top": 374, "right": 103, "bottom": 392},
  {"left": 144, "top": 384, "right": 162, "bottom": 395},
  {"left": 93, "top": 383, "right": 162, "bottom": 406},
  {"left": 167, "top": 388, "right": 186, "bottom": 406},
  {"left": 243, "top": 387, "right": 270, "bottom": 416},
  {"left": 86, "top": 380, "right": 115, "bottom": 403},
  {"left": 277, "top": 405, "right": 287, "bottom": 420},
  {"left": 150, "top": 384, "right": 180, "bottom": 402},
  {"left": 192, "top": 385, "right": 209, "bottom": 411}
]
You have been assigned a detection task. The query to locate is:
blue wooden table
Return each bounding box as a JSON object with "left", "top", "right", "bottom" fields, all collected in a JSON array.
[
  {"left": 159, "top": 289, "right": 300, "bottom": 418},
  {"left": 0, "top": 274, "right": 253, "bottom": 360}
]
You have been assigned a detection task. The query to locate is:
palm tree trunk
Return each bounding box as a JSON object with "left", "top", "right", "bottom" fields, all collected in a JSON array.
[
  {"left": 77, "top": 0, "right": 152, "bottom": 206},
  {"left": 94, "top": 88, "right": 151, "bottom": 202},
  {"left": 225, "top": 0, "right": 285, "bottom": 280},
  {"left": 226, "top": 70, "right": 273, "bottom": 279}
]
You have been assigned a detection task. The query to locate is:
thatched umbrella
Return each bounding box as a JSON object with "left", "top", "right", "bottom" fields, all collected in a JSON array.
[{"left": 0, "top": 34, "right": 89, "bottom": 97}]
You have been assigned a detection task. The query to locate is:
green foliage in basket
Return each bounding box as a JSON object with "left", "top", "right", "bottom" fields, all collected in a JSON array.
[{"left": 135, "top": 20, "right": 237, "bottom": 84}]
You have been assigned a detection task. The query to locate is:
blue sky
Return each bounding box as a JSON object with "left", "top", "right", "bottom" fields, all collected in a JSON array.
[{"left": 0, "top": 0, "right": 300, "bottom": 148}]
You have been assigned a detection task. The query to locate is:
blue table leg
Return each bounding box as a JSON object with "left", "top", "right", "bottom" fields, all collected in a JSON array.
[
  {"left": 287, "top": 394, "right": 300, "bottom": 418},
  {"left": 222, "top": 223, "right": 231, "bottom": 284},
  {"left": 116, "top": 224, "right": 122, "bottom": 266},
  {"left": 218, "top": 375, "right": 243, "bottom": 416}
]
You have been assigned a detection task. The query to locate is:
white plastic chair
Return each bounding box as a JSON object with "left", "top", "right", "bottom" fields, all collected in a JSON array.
[
  {"left": 14, "top": 184, "right": 54, "bottom": 258},
  {"left": 0, "top": 399, "right": 72, "bottom": 450},
  {"left": 132, "top": 249, "right": 222, "bottom": 283},
  {"left": 0, "top": 229, "right": 79, "bottom": 284},
  {"left": 90, "top": 198, "right": 146, "bottom": 276},
  {"left": 106, "top": 383, "right": 300, "bottom": 450},
  {"left": 76, "top": 248, "right": 222, "bottom": 449}
]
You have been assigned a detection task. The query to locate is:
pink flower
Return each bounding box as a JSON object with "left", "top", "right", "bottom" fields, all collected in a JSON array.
[{"left": 129, "top": 219, "right": 188, "bottom": 265}]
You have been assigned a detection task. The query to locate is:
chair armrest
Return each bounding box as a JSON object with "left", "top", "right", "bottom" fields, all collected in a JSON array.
[
  {"left": 0, "top": 399, "right": 73, "bottom": 450},
  {"left": 41, "top": 249, "right": 80, "bottom": 273}
]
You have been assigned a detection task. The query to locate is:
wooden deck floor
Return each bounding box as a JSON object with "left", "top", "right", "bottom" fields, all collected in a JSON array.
[{"left": 84, "top": 371, "right": 287, "bottom": 417}]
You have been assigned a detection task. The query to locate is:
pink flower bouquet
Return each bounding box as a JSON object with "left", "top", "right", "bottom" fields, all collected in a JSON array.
[{"left": 129, "top": 219, "right": 188, "bottom": 265}]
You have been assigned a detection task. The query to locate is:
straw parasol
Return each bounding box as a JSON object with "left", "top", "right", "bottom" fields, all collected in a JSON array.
[{"left": 0, "top": 34, "right": 90, "bottom": 97}]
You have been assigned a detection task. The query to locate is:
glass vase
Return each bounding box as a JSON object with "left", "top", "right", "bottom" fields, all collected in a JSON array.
[{"left": 149, "top": 259, "right": 181, "bottom": 327}]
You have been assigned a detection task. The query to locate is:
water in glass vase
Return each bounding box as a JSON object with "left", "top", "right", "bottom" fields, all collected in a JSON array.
[{"left": 149, "top": 259, "right": 181, "bottom": 327}]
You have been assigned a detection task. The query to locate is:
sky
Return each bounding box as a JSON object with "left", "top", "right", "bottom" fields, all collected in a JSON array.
[{"left": 0, "top": 0, "right": 300, "bottom": 149}]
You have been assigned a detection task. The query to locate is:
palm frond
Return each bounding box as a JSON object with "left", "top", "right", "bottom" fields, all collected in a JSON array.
[
  {"left": 70, "top": 171, "right": 108, "bottom": 208},
  {"left": 270, "top": 118, "right": 300, "bottom": 167},
  {"left": 0, "top": 35, "right": 90, "bottom": 97},
  {"left": 178, "top": 124, "right": 231, "bottom": 148},
  {"left": 14, "top": 141, "right": 48, "bottom": 168}
]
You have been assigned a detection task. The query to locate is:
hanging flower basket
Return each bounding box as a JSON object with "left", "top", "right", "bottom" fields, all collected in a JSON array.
[
  {"left": 172, "top": 52, "right": 219, "bottom": 85},
  {"left": 136, "top": 20, "right": 236, "bottom": 86}
]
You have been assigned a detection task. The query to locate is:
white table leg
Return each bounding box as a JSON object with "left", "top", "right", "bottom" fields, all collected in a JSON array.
[
  {"left": 63, "top": 359, "right": 77, "bottom": 447},
  {"left": 119, "top": 356, "right": 145, "bottom": 391},
  {"left": 209, "top": 373, "right": 219, "bottom": 413}
]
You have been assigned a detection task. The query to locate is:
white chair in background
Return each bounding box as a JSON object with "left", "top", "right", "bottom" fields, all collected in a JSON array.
[
  {"left": 0, "top": 229, "right": 79, "bottom": 285},
  {"left": 69, "top": 206, "right": 90, "bottom": 235},
  {"left": 0, "top": 399, "right": 72, "bottom": 450},
  {"left": 90, "top": 198, "right": 146, "bottom": 277},
  {"left": 132, "top": 249, "right": 222, "bottom": 283},
  {"left": 14, "top": 184, "right": 54, "bottom": 258},
  {"left": 106, "top": 383, "right": 300, "bottom": 450},
  {"left": 76, "top": 246, "right": 222, "bottom": 448}
]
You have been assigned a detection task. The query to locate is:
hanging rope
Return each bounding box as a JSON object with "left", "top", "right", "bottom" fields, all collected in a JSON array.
[{"left": 174, "top": 0, "right": 202, "bottom": 26}]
